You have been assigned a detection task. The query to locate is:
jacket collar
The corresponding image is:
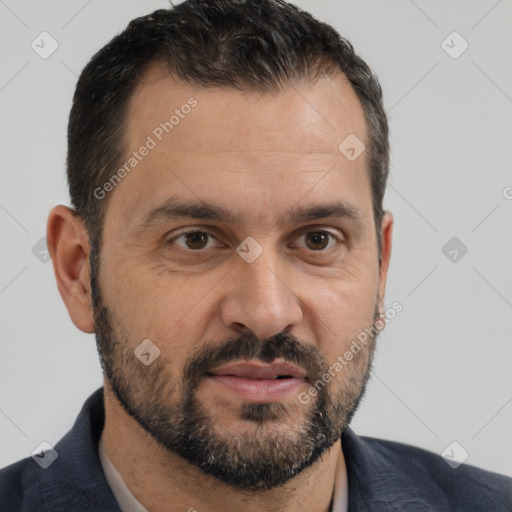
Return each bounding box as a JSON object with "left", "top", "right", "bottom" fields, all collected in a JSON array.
[
  {"left": 36, "top": 387, "right": 122, "bottom": 510},
  {"left": 341, "top": 427, "right": 451, "bottom": 511}
]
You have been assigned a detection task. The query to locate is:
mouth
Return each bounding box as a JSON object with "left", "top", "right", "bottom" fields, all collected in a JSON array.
[
  {"left": 208, "top": 361, "right": 307, "bottom": 379},
  {"left": 205, "top": 361, "right": 308, "bottom": 401}
]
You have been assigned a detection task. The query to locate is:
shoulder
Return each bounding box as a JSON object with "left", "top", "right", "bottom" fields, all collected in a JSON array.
[
  {"left": 0, "top": 455, "right": 74, "bottom": 511},
  {"left": 0, "top": 388, "right": 120, "bottom": 511},
  {"left": 351, "top": 432, "right": 512, "bottom": 510},
  {"left": 0, "top": 457, "right": 33, "bottom": 510}
]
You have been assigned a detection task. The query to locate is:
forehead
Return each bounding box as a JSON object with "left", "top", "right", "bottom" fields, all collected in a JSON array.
[
  {"left": 104, "top": 63, "right": 372, "bottom": 231},
  {"left": 127, "top": 63, "right": 367, "bottom": 151}
]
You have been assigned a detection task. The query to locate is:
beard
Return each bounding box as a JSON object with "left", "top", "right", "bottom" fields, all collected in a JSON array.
[{"left": 89, "top": 243, "right": 380, "bottom": 491}]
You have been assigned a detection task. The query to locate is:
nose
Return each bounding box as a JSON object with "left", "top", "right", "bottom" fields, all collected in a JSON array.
[{"left": 219, "top": 250, "right": 303, "bottom": 340}]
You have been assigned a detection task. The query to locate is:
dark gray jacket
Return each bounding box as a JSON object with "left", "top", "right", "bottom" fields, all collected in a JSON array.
[{"left": 1, "top": 388, "right": 511, "bottom": 511}]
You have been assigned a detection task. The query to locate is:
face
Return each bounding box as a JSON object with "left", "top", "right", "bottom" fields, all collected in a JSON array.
[{"left": 91, "top": 64, "right": 389, "bottom": 490}]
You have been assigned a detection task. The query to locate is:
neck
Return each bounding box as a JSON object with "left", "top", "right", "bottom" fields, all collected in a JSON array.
[{"left": 101, "top": 385, "right": 346, "bottom": 512}]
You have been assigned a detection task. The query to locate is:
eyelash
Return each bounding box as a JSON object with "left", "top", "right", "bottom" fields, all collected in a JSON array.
[{"left": 166, "top": 228, "right": 343, "bottom": 253}]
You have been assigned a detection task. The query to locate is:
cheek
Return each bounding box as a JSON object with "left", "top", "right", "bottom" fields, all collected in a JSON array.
[
  {"left": 100, "top": 261, "right": 222, "bottom": 363},
  {"left": 306, "top": 265, "right": 379, "bottom": 361}
]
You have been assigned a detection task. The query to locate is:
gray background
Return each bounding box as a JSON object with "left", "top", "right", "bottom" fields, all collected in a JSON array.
[{"left": 1, "top": 0, "right": 511, "bottom": 477}]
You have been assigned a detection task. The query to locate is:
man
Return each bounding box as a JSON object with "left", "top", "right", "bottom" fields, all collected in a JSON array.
[{"left": 1, "top": 0, "right": 510, "bottom": 510}]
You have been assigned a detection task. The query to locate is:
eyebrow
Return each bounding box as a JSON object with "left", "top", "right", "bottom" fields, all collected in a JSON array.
[{"left": 135, "top": 196, "right": 366, "bottom": 231}]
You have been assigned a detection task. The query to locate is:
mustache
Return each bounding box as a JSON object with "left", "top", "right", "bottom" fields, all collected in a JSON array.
[{"left": 183, "top": 331, "right": 328, "bottom": 388}]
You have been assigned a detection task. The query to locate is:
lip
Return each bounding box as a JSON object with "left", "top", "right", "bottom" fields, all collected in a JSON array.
[
  {"left": 208, "top": 361, "right": 307, "bottom": 379},
  {"left": 207, "top": 375, "right": 306, "bottom": 400},
  {"left": 205, "top": 361, "right": 308, "bottom": 401}
]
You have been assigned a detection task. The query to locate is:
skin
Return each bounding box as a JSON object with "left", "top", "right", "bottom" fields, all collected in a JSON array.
[{"left": 47, "top": 63, "right": 393, "bottom": 512}]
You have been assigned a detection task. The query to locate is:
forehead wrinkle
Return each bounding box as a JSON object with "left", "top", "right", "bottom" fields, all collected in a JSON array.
[
  {"left": 159, "top": 150, "right": 340, "bottom": 156},
  {"left": 145, "top": 152, "right": 343, "bottom": 178}
]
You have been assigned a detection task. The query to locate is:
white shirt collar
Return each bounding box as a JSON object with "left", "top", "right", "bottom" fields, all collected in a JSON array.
[
  {"left": 98, "top": 434, "right": 149, "bottom": 512},
  {"left": 98, "top": 433, "right": 348, "bottom": 512}
]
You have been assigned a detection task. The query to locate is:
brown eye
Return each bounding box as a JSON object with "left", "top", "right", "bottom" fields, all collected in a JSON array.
[
  {"left": 168, "top": 230, "right": 217, "bottom": 250},
  {"left": 305, "top": 232, "right": 330, "bottom": 250},
  {"left": 184, "top": 232, "right": 209, "bottom": 249},
  {"left": 296, "top": 230, "right": 339, "bottom": 251}
]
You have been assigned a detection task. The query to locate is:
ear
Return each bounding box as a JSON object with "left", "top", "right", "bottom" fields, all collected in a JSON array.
[
  {"left": 46, "top": 205, "right": 95, "bottom": 333},
  {"left": 377, "top": 210, "right": 393, "bottom": 315}
]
